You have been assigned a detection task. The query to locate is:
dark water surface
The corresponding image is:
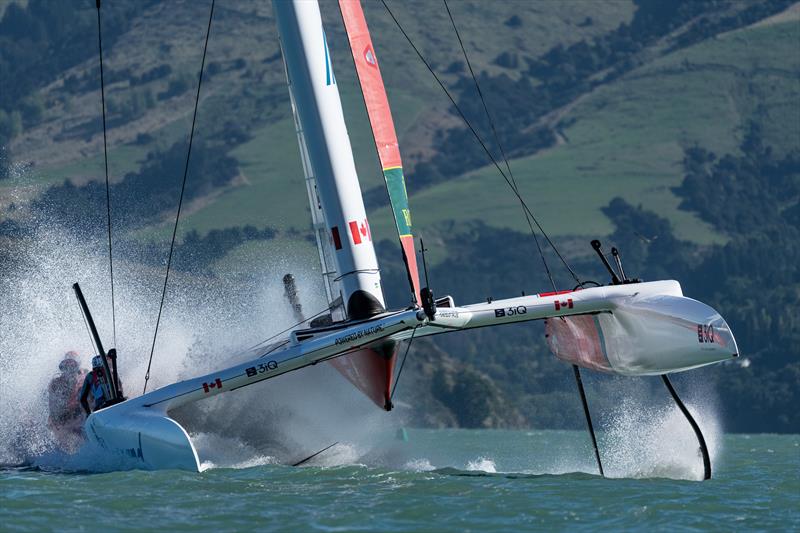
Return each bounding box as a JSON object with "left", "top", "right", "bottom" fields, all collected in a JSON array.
[{"left": 2, "top": 430, "right": 798, "bottom": 531}]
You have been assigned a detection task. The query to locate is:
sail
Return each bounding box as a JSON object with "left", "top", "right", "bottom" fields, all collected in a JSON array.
[
  {"left": 274, "top": 0, "right": 386, "bottom": 321},
  {"left": 275, "top": 0, "right": 396, "bottom": 410},
  {"left": 338, "top": 0, "right": 421, "bottom": 304}
]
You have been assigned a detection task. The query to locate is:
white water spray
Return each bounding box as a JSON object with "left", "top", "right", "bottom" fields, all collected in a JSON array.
[{"left": 0, "top": 219, "right": 408, "bottom": 470}]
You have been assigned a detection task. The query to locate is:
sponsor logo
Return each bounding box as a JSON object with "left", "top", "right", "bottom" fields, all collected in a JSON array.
[
  {"left": 697, "top": 324, "right": 715, "bottom": 344},
  {"left": 402, "top": 208, "right": 412, "bottom": 228},
  {"left": 364, "top": 45, "right": 378, "bottom": 68},
  {"left": 202, "top": 378, "right": 222, "bottom": 393},
  {"left": 335, "top": 324, "right": 384, "bottom": 345},
  {"left": 245, "top": 361, "right": 279, "bottom": 378},
  {"left": 554, "top": 299, "right": 573, "bottom": 311},
  {"left": 495, "top": 306, "right": 527, "bottom": 318}
]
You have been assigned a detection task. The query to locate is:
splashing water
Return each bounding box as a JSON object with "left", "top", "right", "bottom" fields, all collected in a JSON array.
[
  {"left": 465, "top": 457, "right": 497, "bottom": 473},
  {"left": 0, "top": 222, "right": 724, "bottom": 479},
  {"left": 0, "top": 222, "right": 399, "bottom": 469},
  {"left": 599, "top": 396, "right": 721, "bottom": 481}
]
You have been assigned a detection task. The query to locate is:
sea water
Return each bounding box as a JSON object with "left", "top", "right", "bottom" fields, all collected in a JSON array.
[{"left": 1, "top": 431, "right": 798, "bottom": 531}]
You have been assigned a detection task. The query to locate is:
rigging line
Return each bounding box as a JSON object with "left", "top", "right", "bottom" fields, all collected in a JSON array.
[
  {"left": 442, "top": 0, "right": 557, "bottom": 292},
  {"left": 143, "top": 0, "right": 215, "bottom": 394},
  {"left": 390, "top": 325, "right": 418, "bottom": 400},
  {"left": 245, "top": 304, "right": 334, "bottom": 352},
  {"left": 380, "top": 0, "right": 580, "bottom": 285},
  {"left": 96, "top": 0, "right": 116, "bottom": 347}
]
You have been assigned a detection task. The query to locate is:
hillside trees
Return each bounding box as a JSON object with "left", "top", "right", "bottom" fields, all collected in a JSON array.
[{"left": 396, "top": 0, "right": 794, "bottom": 204}]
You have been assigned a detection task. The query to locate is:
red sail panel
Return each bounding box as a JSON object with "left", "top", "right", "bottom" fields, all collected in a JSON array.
[{"left": 338, "top": 0, "right": 421, "bottom": 303}]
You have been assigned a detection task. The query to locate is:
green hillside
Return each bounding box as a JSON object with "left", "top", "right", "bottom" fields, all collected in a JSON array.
[
  {"left": 1, "top": 0, "right": 634, "bottom": 243},
  {"left": 371, "top": 12, "right": 800, "bottom": 244},
  {"left": 5, "top": 0, "right": 789, "bottom": 249}
]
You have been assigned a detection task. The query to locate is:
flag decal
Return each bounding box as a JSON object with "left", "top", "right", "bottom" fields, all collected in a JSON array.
[
  {"left": 202, "top": 378, "right": 223, "bottom": 393},
  {"left": 554, "top": 299, "right": 574, "bottom": 311}
]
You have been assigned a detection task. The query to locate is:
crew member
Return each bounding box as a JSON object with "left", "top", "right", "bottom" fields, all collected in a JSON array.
[
  {"left": 48, "top": 351, "right": 86, "bottom": 429},
  {"left": 79, "top": 355, "right": 117, "bottom": 415}
]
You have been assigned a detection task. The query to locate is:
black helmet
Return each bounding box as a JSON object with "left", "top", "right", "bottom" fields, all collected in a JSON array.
[{"left": 59, "top": 351, "right": 80, "bottom": 373}]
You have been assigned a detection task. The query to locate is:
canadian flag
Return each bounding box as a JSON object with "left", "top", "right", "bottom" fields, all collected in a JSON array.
[
  {"left": 349, "top": 219, "right": 371, "bottom": 245},
  {"left": 554, "top": 299, "right": 574, "bottom": 311},
  {"left": 202, "top": 378, "right": 222, "bottom": 393}
]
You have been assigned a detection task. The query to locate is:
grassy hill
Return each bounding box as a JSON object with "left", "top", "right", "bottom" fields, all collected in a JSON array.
[
  {"left": 2, "top": 0, "right": 635, "bottom": 243},
  {"left": 5, "top": 0, "right": 796, "bottom": 251},
  {"left": 378, "top": 11, "right": 799, "bottom": 244}
]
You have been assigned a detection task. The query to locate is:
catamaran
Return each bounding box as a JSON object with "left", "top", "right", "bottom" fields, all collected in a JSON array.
[{"left": 71, "top": 0, "right": 738, "bottom": 477}]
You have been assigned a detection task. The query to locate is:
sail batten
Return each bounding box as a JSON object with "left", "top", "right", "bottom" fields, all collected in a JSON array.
[{"left": 339, "top": 0, "right": 421, "bottom": 304}]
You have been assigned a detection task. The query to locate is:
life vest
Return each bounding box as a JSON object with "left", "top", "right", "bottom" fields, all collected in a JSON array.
[{"left": 91, "top": 369, "right": 110, "bottom": 409}]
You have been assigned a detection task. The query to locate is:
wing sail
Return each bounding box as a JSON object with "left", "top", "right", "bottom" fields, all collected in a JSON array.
[{"left": 338, "top": 0, "right": 421, "bottom": 304}]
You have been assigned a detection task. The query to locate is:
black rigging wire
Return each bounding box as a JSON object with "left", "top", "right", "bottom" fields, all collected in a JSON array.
[
  {"left": 143, "top": 0, "right": 215, "bottom": 394},
  {"left": 442, "top": 0, "right": 557, "bottom": 292},
  {"left": 441, "top": 1, "right": 603, "bottom": 477},
  {"left": 380, "top": 0, "right": 581, "bottom": 286},
  {"left": 390, "top": 326, "right": 418, "bottom": 401},
  {"left": 245, "top": 304, "right": 334, "bottom": 352},
  {"left": 95, "top": 0, "right": 116, "bottom": 347}
]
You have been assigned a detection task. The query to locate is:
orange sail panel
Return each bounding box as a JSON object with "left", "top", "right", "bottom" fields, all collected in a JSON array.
[{"left": 338, "top": 0, "right": 421, "bottom": 304}]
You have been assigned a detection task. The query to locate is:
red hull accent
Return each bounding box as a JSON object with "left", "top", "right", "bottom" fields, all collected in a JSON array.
[{"left": 329, "top": 342, "right": 398, "bottom": 410}]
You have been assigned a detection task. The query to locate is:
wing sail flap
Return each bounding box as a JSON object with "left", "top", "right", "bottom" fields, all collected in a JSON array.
[{"left": 339, "top": 0, "right": 421, "bottom": 303}]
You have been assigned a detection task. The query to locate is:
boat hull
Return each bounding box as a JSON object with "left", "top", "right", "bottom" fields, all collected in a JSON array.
[
  {"left": 329, "top": 340, "right": 398, "bottom": 410},
  {"left": 85, "top": 405, "right": 200, "bottom": 471}
]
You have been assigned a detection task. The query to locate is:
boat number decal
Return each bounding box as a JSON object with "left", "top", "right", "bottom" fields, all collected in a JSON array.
[
  {"left": 202, "top": 378, "right": 222, "bottom": 393},
  {"left": 246, "top": 361, "right": 279, "bottom": 378},
  {"left": 124, "top": 434, "right": 144, "bottom": 461},
  {"left": 554, "top": 299, "right": 574, "bottom": 311},
  {"left": 438, "top": 310, "right": 459, "bottom": 318},
  {"left": 89, "top": 420, "right": 108, "bottom": 449},
  {"left": 335, "top": 324, "right": 384, "bottom": 345},
  {"left": 495, "top": 306, "right": 527, "bottom": 318},
  {"left": 697, "top": 324, "right": 715, "bottom": 344}
]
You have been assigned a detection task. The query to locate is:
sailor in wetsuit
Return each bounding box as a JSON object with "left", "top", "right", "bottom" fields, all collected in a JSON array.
[
  {"left": 48, "top": 351, "right": 87, "bottom": 430},
  {"left": 79, "top": 355, "right": 117, "bottom": 415}
]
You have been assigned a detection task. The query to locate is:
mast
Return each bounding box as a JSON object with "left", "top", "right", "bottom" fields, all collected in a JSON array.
[
  {"left": 284, "top": 71, "right": 346, "bottom": 322},
  {"left": 273, "top": 0, "right": 385, "bottom": 321}
]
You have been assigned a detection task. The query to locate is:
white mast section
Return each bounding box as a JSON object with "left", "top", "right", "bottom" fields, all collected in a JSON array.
[
  {"left": 274, "top": 0, "right": 385, "bottom": 320},
  {"left": 284, "top": 59, "right": 346, "bottom": 322}
]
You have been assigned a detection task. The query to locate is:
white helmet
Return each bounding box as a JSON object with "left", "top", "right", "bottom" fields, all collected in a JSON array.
[{"left": 91, "top": 355, "right": 104, "bottom": 369}]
